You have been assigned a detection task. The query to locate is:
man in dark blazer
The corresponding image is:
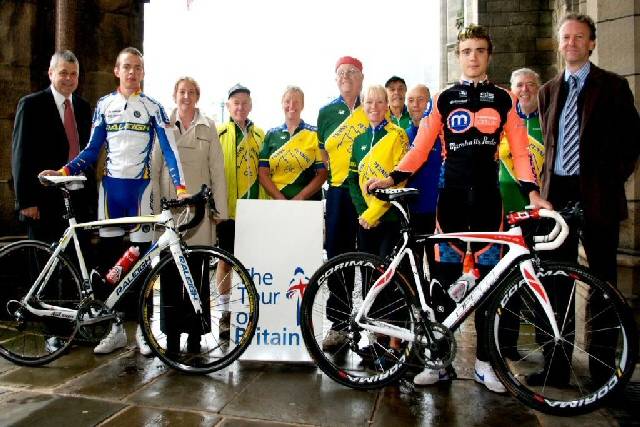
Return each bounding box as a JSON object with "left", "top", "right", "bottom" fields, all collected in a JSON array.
[
  {"left": 536, "top": 13, "right": 640, "bottom": 385},
  {"left": 12, "top": 50, "right": 96, "bottom": 243}
]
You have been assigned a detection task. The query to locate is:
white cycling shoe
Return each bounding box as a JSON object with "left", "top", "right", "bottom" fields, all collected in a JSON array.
[
  {"left": 413, "top": 367, "right": 454, "bottom": 385},
  {"left": 474, "top": 359, "right": 506, "bottom": 393},
  {"left": 94, "top": 323, "right": 127, "bottom": 354},
  {"left": 135, "top": 325, "right": 153, "bottom": 357}
]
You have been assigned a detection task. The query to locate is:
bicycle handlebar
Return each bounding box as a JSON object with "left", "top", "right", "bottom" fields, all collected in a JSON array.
[
  {"left": 161, "top": 185, "right": 213, "bottom": 233},
  {"left": 371, "top": 187, "right": 573, "bottom": 252},
  {"left": 531, "top": 209, "right": 569, "bottom": 251}
]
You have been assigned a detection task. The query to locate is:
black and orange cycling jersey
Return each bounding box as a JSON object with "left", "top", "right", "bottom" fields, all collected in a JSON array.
[{"left": 391, "top": 80, "right": 537, "bottom": 194}]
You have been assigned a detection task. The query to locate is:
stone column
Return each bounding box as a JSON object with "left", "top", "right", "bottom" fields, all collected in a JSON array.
[{"left": 55, "top": 0, "right": 76, "bottom": 51}]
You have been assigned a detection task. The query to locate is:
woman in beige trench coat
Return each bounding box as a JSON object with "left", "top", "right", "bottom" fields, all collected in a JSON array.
[{"left": 151, "top": 76, "right": 228, "bottom": 353}]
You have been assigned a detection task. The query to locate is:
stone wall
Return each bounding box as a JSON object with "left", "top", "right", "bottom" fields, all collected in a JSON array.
[
  {"left": 440, "top": 0, "right": 555, "bottom": 88},
  {"left": 0, "top": 0, "right": 144, "bottom": 238}
]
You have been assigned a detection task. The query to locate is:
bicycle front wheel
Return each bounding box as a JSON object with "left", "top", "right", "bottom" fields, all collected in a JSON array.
[
  {"left": 486, "top": 261, "right": 638, "bottom": 415},
  {"left": 139, "top": 245, "right": 258, "bottom": 374},
  {"left": 0, "top": 240, "right": 81, "bottom": 365},
  {"left": 300, "top": 252, "right": 417, "bottom": 390}
]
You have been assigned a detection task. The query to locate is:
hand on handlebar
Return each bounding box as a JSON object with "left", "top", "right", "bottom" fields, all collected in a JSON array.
[
  {"left": 39, "top": 170, "right": 61, "bottom": 178},
  {"left": 528, "top": 191, "right": 553, "bottom": 210},
  {"left": 366, "top": 176, "right": 394, "bottom": 193},
  {"left": 177, "top": 192, "right": 191, "bottom": 200}
]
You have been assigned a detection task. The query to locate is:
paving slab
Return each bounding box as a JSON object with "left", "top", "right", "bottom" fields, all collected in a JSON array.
[
  {"left": 218, "top": 418, "right": 310, "bottom": 427},
  {"left": 0, "top": 390, "right": 125, "bottom": 426},
  {"left": 57, "top": 351, "right": 169, "bottom": 399},
  {"left": 127, "top": 361, "right": 264, "bottom": 413},
  {"left": 221, "top": 363, "right": 377, "bottom": 426},
  {"left": 100, "top": 405, "right": 221, "bottom": 426},
  {"left": 535, "top": 409, "right": 617, "bottom": 427},
  {"left": 373, "top": 380, "right": 538, "bottom": 427},
  {"left": 0, "top": 345, "right": 131, "bottom": 389}
]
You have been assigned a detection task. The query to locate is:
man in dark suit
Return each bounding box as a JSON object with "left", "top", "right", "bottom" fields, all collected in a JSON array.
[
  {"left": 12, "top": 50, "right": 96, "bottom": 243},
  {"left": 535, "top": 13, "right": 640, "bottom": 385}
]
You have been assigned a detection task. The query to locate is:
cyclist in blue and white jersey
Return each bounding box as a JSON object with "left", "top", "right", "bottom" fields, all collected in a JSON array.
[{"left": 41, "top": 47, "right": 187, "bottom": 356}]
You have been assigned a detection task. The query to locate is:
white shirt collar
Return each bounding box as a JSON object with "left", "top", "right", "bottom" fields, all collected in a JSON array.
[{"left": 50, "top": 85, "right": 70, "bottom": 107}]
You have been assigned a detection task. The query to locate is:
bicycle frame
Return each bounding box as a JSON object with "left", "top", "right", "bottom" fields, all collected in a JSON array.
[
  {"left": 354, "top": 199, "right": 566, "bottom": 346},
  {"left": 21, "top": 182, "right": 203, "bottom": 322}
]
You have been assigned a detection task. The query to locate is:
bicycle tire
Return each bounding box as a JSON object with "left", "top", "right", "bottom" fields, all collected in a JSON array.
[
  {"left": 139, "top": 245, "right": 258, "bottom": 374},
  {"left": 0, "top": 240, "right": 81, "bottom": 365},
  {"left": 485, "top": 261, "right": 638, "bottom": 415},
  {"left": 300, "top": 252, "right": 417, "bottom": 390}
]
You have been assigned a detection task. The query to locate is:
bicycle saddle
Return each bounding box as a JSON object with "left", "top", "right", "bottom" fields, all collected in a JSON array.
[{"left": 371, "top": 187, "right": 420, "bottom": 202}]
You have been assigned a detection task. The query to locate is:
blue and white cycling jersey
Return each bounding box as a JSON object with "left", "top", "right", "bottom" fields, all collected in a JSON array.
[{"left": 63, "top": 90, "right": 186, "bottom": 191}]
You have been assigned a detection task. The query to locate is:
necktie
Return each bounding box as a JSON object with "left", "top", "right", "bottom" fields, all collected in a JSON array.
[
  {"left": 64, "top": 99, "right": 80, "bottom": 160},
  {"left": 561, "top": 75, "right": 580, "bottom": 175}
]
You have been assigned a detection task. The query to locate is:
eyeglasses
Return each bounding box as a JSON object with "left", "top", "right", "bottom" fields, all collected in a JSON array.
[{"left": 336, "top": 69, "right": 361, "bottom": 78}]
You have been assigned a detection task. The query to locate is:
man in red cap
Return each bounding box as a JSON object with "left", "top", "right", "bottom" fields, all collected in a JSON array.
[{"left": 316, "top": 56, "right": 367, "bottom": 352}]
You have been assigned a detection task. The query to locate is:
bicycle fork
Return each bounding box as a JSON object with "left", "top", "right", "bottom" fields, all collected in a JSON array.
[{"left": 517, "top": 259, "right": 562, "bottom": 340}]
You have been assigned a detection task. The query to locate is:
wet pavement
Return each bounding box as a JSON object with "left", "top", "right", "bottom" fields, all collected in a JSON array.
[{"left": 0, "top": 321, "right": 636, "bottom": 426}]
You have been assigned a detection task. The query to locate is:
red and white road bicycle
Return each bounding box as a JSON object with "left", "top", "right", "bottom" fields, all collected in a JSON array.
[{"left": 301, "top": 187, "right": 637, "bottom": 416}]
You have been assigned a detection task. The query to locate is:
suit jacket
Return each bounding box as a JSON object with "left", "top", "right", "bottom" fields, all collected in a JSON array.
[
  {"left": 11, "top": 87, "right": 96, "bottom": 224},
  {"left": 539, "top": 63, "right": 640, "bottom": 225}
]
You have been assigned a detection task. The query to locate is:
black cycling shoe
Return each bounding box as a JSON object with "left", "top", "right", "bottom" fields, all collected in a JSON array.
[{"left": 525, "top": 369, "right": 569, "bottom": 387}]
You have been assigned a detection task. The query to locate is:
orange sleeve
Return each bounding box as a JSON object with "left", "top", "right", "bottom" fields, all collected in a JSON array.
[
  {"left": 396, "top": 94, "right": 443, "bottom": 174},
  {"left": 503, "top": 93, "right": 536, "bottom": 183}
]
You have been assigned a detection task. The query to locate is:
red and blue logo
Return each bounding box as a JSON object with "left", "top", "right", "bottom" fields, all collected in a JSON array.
[{"left": 286, "top": 267, "right": 309, "bottom": 326}]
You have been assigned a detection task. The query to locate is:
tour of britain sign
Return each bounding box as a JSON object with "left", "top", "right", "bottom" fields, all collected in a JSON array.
[{"left": 234, "top": 199, "right": 324, "bottom": 362}]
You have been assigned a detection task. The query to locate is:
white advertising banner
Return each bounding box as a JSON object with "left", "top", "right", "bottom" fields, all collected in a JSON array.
[{"left": 234, "top": 199, "right": 324, "bottom": 362}]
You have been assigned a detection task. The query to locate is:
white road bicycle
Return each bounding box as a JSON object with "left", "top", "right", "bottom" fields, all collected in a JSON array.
[
  {"left": 0, "top": 176, "right": 258, "bottom": 374},
  {"left": 300, "top": 188, "right": 637, "bottom": 416}
]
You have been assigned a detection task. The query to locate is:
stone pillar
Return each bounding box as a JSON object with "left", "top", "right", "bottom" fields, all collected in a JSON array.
[
  {"left": 477, "top": 0, "right": 555, "bottom": 87},
  {"left": 55, "top": 0, "right": 76, "bottom": 51},
  {"left": 0, "top": 0, "right": 145, "bottom": 240}
]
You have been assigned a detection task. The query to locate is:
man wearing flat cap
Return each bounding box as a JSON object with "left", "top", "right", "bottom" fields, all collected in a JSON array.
[
  {"left": 216, "top": 84, "right": 265, "bottom": 291},
  {"left": 385, "top": 76, "right": 411, "bottom": 130},
  {"left": 317, "top": 56, "right": 368, "bottom": 352}
]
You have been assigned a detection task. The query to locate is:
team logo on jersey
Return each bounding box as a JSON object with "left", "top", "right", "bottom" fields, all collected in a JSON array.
[
  {"left": 474, "top": 108, "right": 501, "bottom": 133},
  {"left": 447, "top": 108, "right": 472, "bottom": 133},
  {"left": 423, "top": 99, "right": 433, "bottom": 118},
  {"left": 134, "top": 110, "right": 141, "bottom": 118},
  {"left": 459, "top": 90, "right": 467, "bottom": 97},
  {"left": 479, "top": 92, "right": 495, "bottom": 102}
]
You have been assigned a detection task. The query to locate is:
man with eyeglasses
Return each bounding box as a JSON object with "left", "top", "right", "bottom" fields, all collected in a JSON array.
[
  {"left": 317, "top": 56, "right": 367, "bottom": 352},
  {"left": 368, "top": 24, "right": 550, "bottom": 392}
]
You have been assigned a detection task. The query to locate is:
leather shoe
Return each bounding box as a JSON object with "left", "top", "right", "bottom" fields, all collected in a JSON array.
[{"left": 526, "top": 369, "right": 569, "bottom": 387}]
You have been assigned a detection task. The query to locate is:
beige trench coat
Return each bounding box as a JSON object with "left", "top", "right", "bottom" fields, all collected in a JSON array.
[{"left": 151, "top": 109, "right": 228, "bottom": 246}]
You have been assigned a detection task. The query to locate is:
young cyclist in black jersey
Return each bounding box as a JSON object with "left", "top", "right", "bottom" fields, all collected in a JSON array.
[{"left": 368, "top": 24, "right": 551, "bottom": 393}]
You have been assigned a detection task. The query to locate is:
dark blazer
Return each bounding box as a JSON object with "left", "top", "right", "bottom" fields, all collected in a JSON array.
[
  {"left": 539, "top": 63, "right": 640, "bottom": 225},
  {"left": 11, "top": 87, "right": 95, "bottom": 226}
]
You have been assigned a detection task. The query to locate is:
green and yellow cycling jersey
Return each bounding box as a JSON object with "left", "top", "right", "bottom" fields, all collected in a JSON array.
[
  {"left": 348, "top": 119, "right": 409, "bottom": 226},
  {"left": 317, "top": 96, "right": 368, "bottom": 188},
  {"left": 498, "top": 107, "right": 544, "bottom": 213},
  {"left": 259, "top": 121, "right": 325, "bottom": 200},
  {"left": 389, "top": 105, "right": 412, "bottom": 131}
]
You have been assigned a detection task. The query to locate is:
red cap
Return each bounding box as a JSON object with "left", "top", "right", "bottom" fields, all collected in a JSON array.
[{"left": 335, "top": 56, "right": 363, "bottom": 72}]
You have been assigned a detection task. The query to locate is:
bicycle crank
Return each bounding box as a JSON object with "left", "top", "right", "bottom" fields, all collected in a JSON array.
[
  {"left": 76, "top": 299, "right": 116, "bottom": 342},
  {"left": 414, "top": 321, "right": 456, "bottom": 370}
]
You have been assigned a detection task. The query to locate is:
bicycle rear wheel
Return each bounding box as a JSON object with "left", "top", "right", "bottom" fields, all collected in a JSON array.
[
  {"left": 486, "top": 261, "right": 638, "bottom": 415},
  {"left": 300, "top": 252, "right": 417, "bottom": 389},
  {"left": 0, "top": 240, "right": 81, "bottom": 365},
  {"left": 139, "top": 245, "right": 258, "bottom": 374}
]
